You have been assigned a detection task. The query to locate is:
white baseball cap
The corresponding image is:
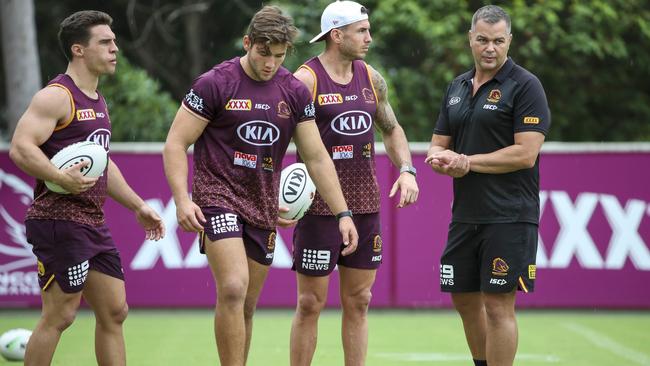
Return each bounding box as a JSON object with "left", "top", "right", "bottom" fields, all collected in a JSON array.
[{"left": 309, "top": 1, "right": 369, "bottom": 44}]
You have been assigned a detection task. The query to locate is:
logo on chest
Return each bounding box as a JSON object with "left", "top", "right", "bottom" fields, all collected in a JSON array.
[
  {"left": 76, "top": 109, "right": 96, "bottom": 121},
  {"left": 331, "top": 110, "right": 372, "bottom": 136},
  {"left": 318, "top": 93, "right": 343, "bottom": 105},
  {"left": 237, "top": 120, "right": 280, "bottom": 146},
  {"left": 226, "top": 99, "right": 252, "bottom": 111}
]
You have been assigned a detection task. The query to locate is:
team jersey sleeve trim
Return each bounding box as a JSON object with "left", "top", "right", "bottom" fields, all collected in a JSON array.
[
  {"left": 181, "top": 103, "right": 210, "bottom": 122},
  {"left": 364, "top": 62, "right": 379, "bottom": 102},
  {"left": 298, "top": 64, "right": 318, "bottom": 101},
  {"left": 48, "top": 83, "right": 76, "bottom": 131}
]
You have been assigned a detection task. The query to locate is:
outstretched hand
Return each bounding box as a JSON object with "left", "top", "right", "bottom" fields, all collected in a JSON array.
[
  {"left": 389, "top": 172, "right": 419, "bottom": 208},
  {"left": 135, "top": 204, "right": 165, "bottom": 241}
]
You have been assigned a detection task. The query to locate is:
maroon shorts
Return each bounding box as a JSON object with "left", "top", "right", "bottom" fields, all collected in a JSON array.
[
  {"left": 199, "top": 207, "right": 277, "bottom": 266},
  {"left": 25, "top": 219, "right": 124, "bottom": 294},
  {"left": 292, "top": 213, "right": 382, "bottom": 276}
]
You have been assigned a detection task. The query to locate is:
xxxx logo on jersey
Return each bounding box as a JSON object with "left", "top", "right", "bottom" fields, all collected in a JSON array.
[
  {"left": 318, "top": 93, "right": 343, "bottom": 106},
  {"left": 226, "top": 99, "right": 252, "bottom": 111}
]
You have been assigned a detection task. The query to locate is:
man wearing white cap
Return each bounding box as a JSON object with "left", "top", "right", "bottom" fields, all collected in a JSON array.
[{"left": 290, "top": 1, "right": 419, "bottom": 365}]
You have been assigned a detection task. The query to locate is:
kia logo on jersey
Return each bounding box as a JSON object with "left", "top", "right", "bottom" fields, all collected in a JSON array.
[
  {"left": 237, "top": 120, "right": 280, "bottom": 146},
  {"left": 330, "top": 110, "right": 372, "bottom": 136}
]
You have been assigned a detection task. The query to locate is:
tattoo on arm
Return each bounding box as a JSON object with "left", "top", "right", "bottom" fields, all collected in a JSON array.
[{"left": 371, "top": 68, "right": 398, "bottom": 133}]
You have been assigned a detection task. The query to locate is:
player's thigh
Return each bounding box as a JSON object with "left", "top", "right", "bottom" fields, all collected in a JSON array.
[
  {"left": 204, "top": 236, "right": 249, "bottom": 288},
  {"left": 82, "top": 270, "right": 127, "bottom": 321},
  {"left": 480, "top": 223, "right": 538, "bottom": 293},
  {"left": 245, "top": 257, "right": 270, "bottom": 306},
  {"left": 440, "top": 222, "right": 482, "bottom": 292},
  {"left": 338, "top": 266, "right": 376, "bottom": 299},
  {"left": 41, "top": 281, "right": 83, "bottom": 323}
]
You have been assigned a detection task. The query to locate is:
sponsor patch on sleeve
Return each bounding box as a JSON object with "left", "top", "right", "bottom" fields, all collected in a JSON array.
[{"left": 523, "top": 116, "right": 540, "bottom": 124}]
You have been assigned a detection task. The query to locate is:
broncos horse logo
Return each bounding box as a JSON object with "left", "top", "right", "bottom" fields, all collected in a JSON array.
[{"left": 0, "top": 168, "right": 35, "bottom": 272}]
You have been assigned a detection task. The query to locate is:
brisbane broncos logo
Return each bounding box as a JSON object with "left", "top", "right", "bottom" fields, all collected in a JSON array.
[
  {"left": 491, "top": 257, "right": 509, "bottom": 276},
  {"left": 0, "top": 168, "right": 35, "bottom": 273}
]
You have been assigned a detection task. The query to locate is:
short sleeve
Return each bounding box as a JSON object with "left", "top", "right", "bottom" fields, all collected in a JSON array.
[
  {"left": 292, "top": 79, "right": 315, "bottom": 123},
  {"left": 433, "top": 83, "right": 452, "bottom": 136},
  {"left": 182, "top": 71, "right": 221, "bottom": 121},
  {"left": 513, "top": 76, "right": 551, "bottom": 135}
]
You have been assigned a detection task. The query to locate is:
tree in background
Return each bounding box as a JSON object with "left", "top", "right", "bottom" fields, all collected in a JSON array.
[
  {"left": 1, "top": 0, "right": 650, "bottom": 142},
  {"left": 1, "top": 0, "right": 41, "bottom": 139}
]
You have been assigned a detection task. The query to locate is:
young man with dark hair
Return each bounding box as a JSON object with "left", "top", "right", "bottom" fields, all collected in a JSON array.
[
  {"left": 10, "top": 10, "right": 165, "bottom": 366},
  {"left": 163, "top": 5, "right": 358, "bottom": 365}
]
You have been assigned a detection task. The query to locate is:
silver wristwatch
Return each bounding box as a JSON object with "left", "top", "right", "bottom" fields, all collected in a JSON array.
[{"left": 399, "top": 165, "right": 417, "bottom": 177}]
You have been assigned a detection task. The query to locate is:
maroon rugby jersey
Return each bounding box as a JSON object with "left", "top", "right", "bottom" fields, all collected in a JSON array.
[
  {"left": 298, "top": 57, "right": 379, "bottom": 215},
  {"left": 182, "top": 57, "right": 315, "bottom": 230},
  {"left": 26, "top": 74, "right": 111, "bottom": 226}
]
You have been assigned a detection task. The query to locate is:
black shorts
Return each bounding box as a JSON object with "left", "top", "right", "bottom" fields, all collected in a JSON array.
[
  {"left": 199, "top": 206, "right": 276, "bottom": 266},
  {"left": 439, "top": 222, "right": 538, "bottom": 293},
  {"left": 26, "top": 219, "right": 124, "bottom": 293},
  {"left": 292, "top": 213, "right": 382, "bottom": 276}
]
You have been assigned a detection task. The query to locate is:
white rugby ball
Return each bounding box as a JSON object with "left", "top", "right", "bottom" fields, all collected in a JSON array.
[
  {"left": 0, "top": 328, "right": 31, "bottom": 361},
  {"left": 45, "top": 141, "right": 108, "bottom": 194},
  {"left": 278, "top": 163, "right": 316, "bottom": 220}
]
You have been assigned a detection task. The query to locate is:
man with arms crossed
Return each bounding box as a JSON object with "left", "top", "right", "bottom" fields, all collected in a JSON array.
[
  {"left": 426, "top": 5, "right": 550, "bottom": 366},
  {"left": 10, "top": 10, "right": 165, "bottom": 366},
  {"left": 291, "top": 2, "right": 419, "bottom": 365},
  {"left": 163, "top": 6, "right": 357, "bottom": 366}
]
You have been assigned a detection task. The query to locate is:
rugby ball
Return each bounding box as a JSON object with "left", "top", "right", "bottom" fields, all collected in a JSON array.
[
  {"left": 278, "top": 163, "right": 316, "bottom": 220},
  {"left": 0, "top": 328, "right": 31, "bottom": 361},
  {"left": 45, "top": 141, "right": 108, "bottom": 194}
]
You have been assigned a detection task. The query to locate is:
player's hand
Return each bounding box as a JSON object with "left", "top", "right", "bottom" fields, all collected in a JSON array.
[
  {"left": 389, "top": 172, "right": 419, "bottom": 208},
  {"left": 135, "top": 204, "right": 165, "bottom": 241},
  {"left": 446, "top": 154, "right": 470, "bottom": 178},
  {"left": 56, "top": 160, "right": 99, "bottom": 194},
  {"left": 339, "top": 216, "right": 358, "bottom": 256},
  {"left": 175, "top": 198, "right": 205, "bottom": 233},
  {"left": 277, "top": 206, "right": 298, "bottom": 228}
]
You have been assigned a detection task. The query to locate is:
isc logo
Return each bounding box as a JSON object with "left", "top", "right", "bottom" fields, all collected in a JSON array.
[
  {"left": 237, "top": 120, "right": 280, "bottom": 146},
  {"left": 483, "top": 104, "right": 498, "bottom": 110},
  {"left": 331, "top": 110, "right": 372, "bottom": 136}
]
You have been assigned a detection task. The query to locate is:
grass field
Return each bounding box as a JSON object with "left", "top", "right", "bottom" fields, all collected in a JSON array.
[{"left": 1, "top": 309, "right": 649, "bottom": 365}]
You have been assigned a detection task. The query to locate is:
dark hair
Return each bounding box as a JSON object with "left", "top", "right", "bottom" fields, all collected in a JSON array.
[
  {"left": 471, "top": 5, "right": 511, "bottom": 34},
  {"left": 58, "top": 10, "right": 113, "bottom": 61},
  {"left": 246, "top": 5, "right": 298, "bottom": 47}
]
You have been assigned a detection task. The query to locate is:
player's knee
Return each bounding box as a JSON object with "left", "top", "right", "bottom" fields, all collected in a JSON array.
[
  {"left": 483, "top": 296, "right": 515, "bottom": 322},
  {"left": 342, "top": 289, "right": 372, "bottom": 314},
  {"left": 45, "top": 309, "right": 77, "bottom": 332},
  {"left": 217, "top": 280, "right": 247, "bottom": 306},
  {"left": 111, "top": 302, "right": 129, "bottom": 325},
  {"left": 296, "top": 292, "right": 326, "bottom": 317}
]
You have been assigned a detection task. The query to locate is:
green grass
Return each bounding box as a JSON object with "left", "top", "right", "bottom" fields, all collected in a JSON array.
[{"left": 1, "top": 309, "right": 649, "bottom": 365}]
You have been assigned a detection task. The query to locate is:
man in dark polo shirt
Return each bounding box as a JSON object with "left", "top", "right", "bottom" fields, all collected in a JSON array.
[{"left": 425, "top": 5, "right": 550, "bottom": 366}]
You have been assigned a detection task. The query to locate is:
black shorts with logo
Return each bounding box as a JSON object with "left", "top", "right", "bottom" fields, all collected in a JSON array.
[
  {"left": 439, "top": 222, "right": 537, "bottom": 293},
  {"left": 292, "top": 213, "right": 382, "bottom": 276},
  {"left": 199, "top": 206, "right": 277, "bottom": 266}
]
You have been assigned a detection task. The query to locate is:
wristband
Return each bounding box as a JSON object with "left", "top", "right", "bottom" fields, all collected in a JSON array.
[
  {"left": 335, "top": 210, "right": 353, "bottom": 220},
  {"left": 399, "top": 165, "right": 417, "bottom": 177}
]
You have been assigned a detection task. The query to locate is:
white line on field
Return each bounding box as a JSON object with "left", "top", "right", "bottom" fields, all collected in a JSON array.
[
  {"left": 375, "top": 353, "right": 560, "bottom": 363},
  {"left": 564, "top": 322, "right": 650, "bottom": 365}
]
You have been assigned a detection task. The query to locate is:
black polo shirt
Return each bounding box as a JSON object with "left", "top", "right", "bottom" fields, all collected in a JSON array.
[{"left": 434, "top": 58, "right": 551, "bottom": 224}]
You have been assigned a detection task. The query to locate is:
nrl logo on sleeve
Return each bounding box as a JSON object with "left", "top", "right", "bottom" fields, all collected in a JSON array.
[
  {"left": 226, "top": 99, "right": 252, "bottom": 111},
  {"left": 76, "top": 109, "right": 96, "bottom": 121},
  {"left": 318, "top": 93, "right": 343, "bottom": 105},
  {"left": 523, "top": 116, "right": 540, "bottom": 124}
]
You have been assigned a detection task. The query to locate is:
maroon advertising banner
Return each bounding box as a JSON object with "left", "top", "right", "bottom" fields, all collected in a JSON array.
[{"left": 1, "top": 144, "right": 649, "bottom": 308}]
